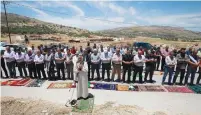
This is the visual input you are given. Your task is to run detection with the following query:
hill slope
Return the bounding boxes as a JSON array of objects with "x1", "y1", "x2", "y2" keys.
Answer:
[
  {"x1": 1, "y1": 12, "x2": 90, "y2": 37},
  {"x1": 97, "y1": 26, "x2": 201, "y2": 40}
]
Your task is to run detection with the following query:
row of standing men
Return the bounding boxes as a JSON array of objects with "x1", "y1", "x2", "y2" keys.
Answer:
[{"x1": 1, "y1": 45, "x2": 201, "y2": 85}]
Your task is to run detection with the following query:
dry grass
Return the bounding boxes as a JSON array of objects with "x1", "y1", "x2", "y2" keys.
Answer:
[
  {"x1": 1, "y1": 96, "x2": 169, "y2": 115},
  {"x1": 1, "y1": 34, "x2": 200, "y2": 49}
]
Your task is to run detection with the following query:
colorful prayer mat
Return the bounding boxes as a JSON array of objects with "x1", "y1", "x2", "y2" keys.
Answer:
[
  {"x1": 47, "y1": 82, "x2": 72, "y2": 89},
  {"x1": 72, "y1": 93, "x2": 94, "y2": 114},
  {"x1": 15, "y1": 78, "x2": 32, "y2": 86},
  {"x1": 138, "y1": 85, "x2": 166, "y2": 92},
  {"x1": 1, "y1": 80, "x2": 21, "y2": 86},
  {"x1": 26, "y1": 79, "x2": 45, "y2": 87},
  {"x1": 116, "y1": 84, "x2": 129, "y2": 91},
  {"x1": 92, "y1": 83, "x2": 117, "y2": 90},
  {"x1": 188, "y1": 85, "x2": 201, "y2": 94},
  {"x1": 164, "y1": 86, "x2": 194, "y2": 93}
]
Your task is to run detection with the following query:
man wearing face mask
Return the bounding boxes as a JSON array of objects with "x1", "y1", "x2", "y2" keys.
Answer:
[
  {"x1": 91, "y1": 49, "x2": 101, "y2": 81},
  {"x1": 173, "y1": 48, "x2": 189, "y2": 85},
  {"x1": 100, "y1": 49, "x2": 112, "y2": 82},
  {"x1": 122, "y1": 49, "x2": 133, "y2": 83},
  {"x1": 25, "y1": 49, "x2": 37, "y2": 78},
  {"x1": 3, "y1": 46, "x2": 16, "y2": 78},
  {"x1": 111, "y1": 48, "x2": 122, "y2": 82},
  {"x1": 133, "y1": 51, "x2": 145, "y2": 83},
  {"x1": 15, "y1": 48, "x2": 27, "y2": 78}
]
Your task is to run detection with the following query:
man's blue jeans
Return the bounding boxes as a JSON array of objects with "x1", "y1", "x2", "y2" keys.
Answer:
[{"x1": 162, "y1": 66, "x2": 174, "y2": 84}]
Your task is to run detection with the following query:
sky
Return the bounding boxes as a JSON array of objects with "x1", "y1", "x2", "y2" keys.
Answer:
[{"x1": 2, "y1": 1, "x2": 201, "y2": 32}]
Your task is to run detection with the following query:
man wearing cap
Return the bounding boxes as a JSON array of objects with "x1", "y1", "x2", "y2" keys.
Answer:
[
  {"x1": 91, "y1": 49, "x2": 101, "y2": 81},
  {"x1": 100, "y1": 48, "x2": 112, "y2": 81},
  {"x1": 15, "y1": 48, "x2": 27, "y2": 78},
  {"x1": 34, "y1": 50, "x2": 47, "y2": 79},
  {"x1": 122, "y1": 50, "x2": 133, "y2": 83},
  {"x1": 173, "y1": 48, "x2": 189, "y2": 85},
  {"x1": 111, "y1": 48, "x2": 122, "y2": 82},
  {"x1": 55, "y1": 48, "x2": 66, "y2": 80},
  {"x1": 133, "y1": 51, "x2": 145, "y2": 83},
  {"x1": 3, "y1": 46, "x2": 16, "y2": 78},
  {"x1": 25, "y1": 49, "x2": 37, "y2": 78},
  {"x1": 65, "y1": 49, "x2": 74, "y2": 80}
]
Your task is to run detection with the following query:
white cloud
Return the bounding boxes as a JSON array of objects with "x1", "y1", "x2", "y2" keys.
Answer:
[
  {"x1": 129, "y1": 7, "x2": 136, "y2": 15},
  {"x1": 36, "y1": 1, "x2": 85, "y2": 16},
  {"x1": 136, "y1": 13, "x2": 201, "y2": 28}
]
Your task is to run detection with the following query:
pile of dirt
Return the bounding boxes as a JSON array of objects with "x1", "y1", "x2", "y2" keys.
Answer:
[{"x1": 1, "y1": 96, "x2": 167, "y2": 115}]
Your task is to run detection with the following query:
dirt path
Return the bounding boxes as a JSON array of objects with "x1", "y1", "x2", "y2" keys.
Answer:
[{"x1": 1, "y1": 97, "x2": 168, "y2": 115}]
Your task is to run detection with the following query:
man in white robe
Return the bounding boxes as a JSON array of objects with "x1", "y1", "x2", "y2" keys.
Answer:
[{"x1": 74, "y1": 54, "x2": 89, "y2": 100}]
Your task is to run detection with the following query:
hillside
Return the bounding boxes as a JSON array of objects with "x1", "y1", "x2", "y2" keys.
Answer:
[
  {"x1": 1, "y1": 12, "x2": 91, "y2": 37},
  {"x1": 97, "y1": 26, "x2": 201, "y2": 41}
]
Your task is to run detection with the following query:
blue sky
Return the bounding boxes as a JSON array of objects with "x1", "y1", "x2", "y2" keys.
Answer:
[{"x1": 2, "y1": 1, "x2": 201, "y2": 31}]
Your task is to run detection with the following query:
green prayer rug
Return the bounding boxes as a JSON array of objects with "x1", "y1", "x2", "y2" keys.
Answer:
[
  {"x1": 72, "y1": 94, "x2": 94, "y2": 114},
  {"x1": 188, "y1": 85, "x2": 201, "y2": 94}
]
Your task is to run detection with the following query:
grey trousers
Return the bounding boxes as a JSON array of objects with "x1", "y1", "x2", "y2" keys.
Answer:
[{"x1": 66, "y1": 63, "x2": 74, "y2": 79}]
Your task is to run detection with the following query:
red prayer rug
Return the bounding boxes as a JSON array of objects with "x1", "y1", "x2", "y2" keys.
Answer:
[
  {"x1": 164, "y1": 86, "x2": 194, "y2": 93},
  {"x1": 1, "y1": 80, "x2": 21, "y2": 86},
  {"x1": 47, "y1": 82, "x2": 73, "y2": 89},
  {"x1": 15, "y1": 78, "x2": 33, "y2": 86},
  {"x1": 138, "y1": 85, "x2": 166, "y2": 92}
]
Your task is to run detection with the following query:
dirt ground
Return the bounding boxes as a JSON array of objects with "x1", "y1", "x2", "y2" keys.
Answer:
[
  {"x1": 0, "y1": 96, "x2": 168, "y2": 115},
  {"x1": 1, "y1": 34, "x2": 200, "y2": 49}
]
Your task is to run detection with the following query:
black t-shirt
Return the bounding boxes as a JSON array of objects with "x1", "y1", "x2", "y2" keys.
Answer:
[
  {"x1": 122, "y1": 54, "x2": 133, "y2": 67},
  {"x1": 145, "y1": 54, "x2": 156, "y2": 67}
]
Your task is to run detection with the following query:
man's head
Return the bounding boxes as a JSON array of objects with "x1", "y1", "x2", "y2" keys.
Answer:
[
  {"x1": 67, "y1": 49, "x2": 71, "y2": 55},
  {"x1": 28, "y1": 49, "x2": 32, "y2": 55},
  {"x1": 36, "y1": 50, "x2": 41, "y2": 56},
  {"x1": 165, "y1": 46, "x2": 169, "y2": 50},
  {"x1": 78, "y1": 53, "x2": 83, "y2": 61},
  {"x1": 57, "y1": 48, "x2": 61, "y2": 53},
  {"x1": 93, "y1": 49, "x2": 98, "y2": 55},
  {"x1": 192, "y1": 49, "x2": 198, "y2": 55},
  {"x1": 180, "y1": 48, "x2": 186, "y2": 54},
  {"x1": 126, "y1": 49, "x2": 131, "y2": 54},
  {"x1": 6, "y1": 46, "x2": 10, "y2": 52},
  {"x1": 116, "y1": 48, "x2": 120, "y2": 54},
  {"x1": 138, "y1": 50, "x2": 143, "y2": 56}
]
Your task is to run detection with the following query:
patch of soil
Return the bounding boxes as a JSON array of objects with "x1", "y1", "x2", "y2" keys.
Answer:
[{"x1": 1, "y1": 97, "x2": 168, "y2": 115}]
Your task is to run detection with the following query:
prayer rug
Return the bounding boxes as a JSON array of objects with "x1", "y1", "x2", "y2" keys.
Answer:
[
  {"x1": 26, "y1": 80, "x2": 45, "y2": 87},
  {"x1": 15, "y1": 78, "x2": 32, "y2": 86},
  {"x1": 164, "y1": 86, "x2": 194, "y2": 93},
  {"x1": 188, "y1": 85, "x2": 201, "y2": 94},
  {"x1": 138, "y1": 85, "x2": 166, "y2": 92},
  {"x1": 72, "y1": 93, "x2": 94, "y2": 114},
  {"x1": 1, "y1": 80, "x2": 21, "y2": 86},
  {"x1": 92, "y1": 83, "x2": 117, "y2": 90},
  {"x1": 116, "y1": 84, "x2": 129, "y2": 91},
  {"x1": 47, "y1": 82, "x2": 72, "y2": 89}
]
